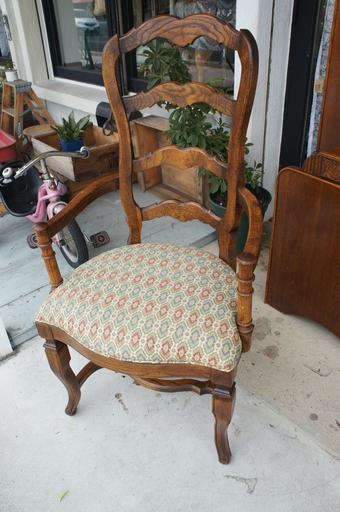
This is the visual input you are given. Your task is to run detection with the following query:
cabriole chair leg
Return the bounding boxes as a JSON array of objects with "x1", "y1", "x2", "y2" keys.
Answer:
[
  {"x1": 212, "y1": 384, "x2": 236, "y2": 464},
  {"x1": 44, "y1": 339, "x2": 81, "y2": 416}
]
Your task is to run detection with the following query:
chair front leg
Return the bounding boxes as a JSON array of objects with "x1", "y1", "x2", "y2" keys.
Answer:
[
  {"x1": 212, "y1": 384, "x2": 236, "y2": 464},
  {"x1": 43, "y1": 337, "x2": 81, "y2": 416}
]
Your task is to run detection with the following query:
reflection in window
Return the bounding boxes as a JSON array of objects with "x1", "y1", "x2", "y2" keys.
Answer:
[
  {"x1": 134, "y1": 0, "x2": 236, "y2": 86},
  {"x1": 43, "y1": 0, "x2": 236, "y2": 91},
  {"x1": 0, "y1": 7, "x2": 10, "y2": 60},
  {"x1": 53, "y1": 0, "x2": 108, "y2": 73}
]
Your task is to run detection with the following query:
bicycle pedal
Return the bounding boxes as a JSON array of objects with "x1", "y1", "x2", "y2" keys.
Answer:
[
  {"x1": 90, "y1": 231, "x2": 110, "y2": 248},
  {"x1": 27, "y1": 233, "x2": 38, "y2": 249}
]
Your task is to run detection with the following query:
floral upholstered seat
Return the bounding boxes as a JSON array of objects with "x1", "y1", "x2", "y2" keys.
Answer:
[{"x1": 36, "y1": 243, "x2": 242, "y2": 372}]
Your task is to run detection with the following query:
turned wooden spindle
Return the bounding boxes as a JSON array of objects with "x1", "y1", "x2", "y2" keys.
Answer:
[{"x1": 236, "y1": 252, "x2": 256, "y2": 352}]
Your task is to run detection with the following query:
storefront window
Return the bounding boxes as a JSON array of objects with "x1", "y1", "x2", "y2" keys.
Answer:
[
  {"x1": 42, "y1": 0, "x2": 236, "y2": 90},
  {"x1": 129, "y1": 0, "x2": 236, "y2": 91},
  {"x1": 72, "y1": 0, "x2": 107, "y2": 71},
  {"x1": 42, "y1": 0, "x2": 110, "y2": 83}
]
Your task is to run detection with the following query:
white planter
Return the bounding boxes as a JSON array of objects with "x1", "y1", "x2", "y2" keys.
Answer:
[{"x1": 5, "y1": 69, "x2": 18, "y2": 82}]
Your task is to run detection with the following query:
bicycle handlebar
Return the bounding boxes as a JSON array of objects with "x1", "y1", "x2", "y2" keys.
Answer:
[{"x1": 0, "y1": 146, "x2": 90, "y2": 184}]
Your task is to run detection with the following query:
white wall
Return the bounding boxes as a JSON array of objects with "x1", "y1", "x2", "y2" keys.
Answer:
[
  {"x1": 0, "y1": 0, "x2": 48, "y2": 83},
  {"x1": 236, "y1": 0, "x2": 294, "y2": 218}
]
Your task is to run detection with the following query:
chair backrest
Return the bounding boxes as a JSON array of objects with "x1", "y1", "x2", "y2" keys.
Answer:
[{"x1": 102, "y1": 14, "x2": 258, "y2": 268}]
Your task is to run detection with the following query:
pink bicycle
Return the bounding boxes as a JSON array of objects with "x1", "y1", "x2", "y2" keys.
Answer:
[{"x1": 0, "y1": 147, "x2": 92, "y2": 268}]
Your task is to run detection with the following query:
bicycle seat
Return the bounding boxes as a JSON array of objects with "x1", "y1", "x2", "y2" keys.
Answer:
[{"x1": 0, "y1": 162, "x2": 41, "y2": 216}]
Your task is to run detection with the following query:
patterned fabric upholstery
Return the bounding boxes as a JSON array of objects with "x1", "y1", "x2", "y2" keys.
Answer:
[{"x1": 36, "y1": 243, "x2": 241, "y2": 372}]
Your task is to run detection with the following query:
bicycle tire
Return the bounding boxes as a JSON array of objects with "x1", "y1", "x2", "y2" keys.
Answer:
[{"x1": 57, "y1": 219, "x2": 89, "y2": 268}]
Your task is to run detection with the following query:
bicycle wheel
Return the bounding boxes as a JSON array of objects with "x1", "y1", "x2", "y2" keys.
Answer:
[{"x1": 56, "y1": 219, "x2": 89, "y2": 268}]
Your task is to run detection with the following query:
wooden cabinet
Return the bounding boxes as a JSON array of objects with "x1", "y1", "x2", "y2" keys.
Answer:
[
  {"x1": 130, "y1": 116, "x2": 210, "y2": 206},
  {"x1": 266, "y1": 145, "x2": 340, "y2": 338},
  {"x1": 302, "y1": 145, "x2": 340, "y2": 183}
]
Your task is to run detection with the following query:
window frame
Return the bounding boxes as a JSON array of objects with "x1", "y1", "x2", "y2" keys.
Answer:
[{"x1": 40, "y1": 0, "x2": 163, "y2": 93}]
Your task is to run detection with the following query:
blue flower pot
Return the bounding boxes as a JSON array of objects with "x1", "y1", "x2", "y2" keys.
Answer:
[{"x1": 60, "y1": 139, "x2": 83, "y2": 152}]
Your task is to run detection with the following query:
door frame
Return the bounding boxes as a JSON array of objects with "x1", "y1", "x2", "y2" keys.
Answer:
[{"x1": 279, "y1": 0, "x2": 326, "y2": 168}]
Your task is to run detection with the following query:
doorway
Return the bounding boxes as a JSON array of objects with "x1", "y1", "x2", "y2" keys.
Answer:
[{"x1": 279, "y1": 0, "x2": 327, "y2": 168}]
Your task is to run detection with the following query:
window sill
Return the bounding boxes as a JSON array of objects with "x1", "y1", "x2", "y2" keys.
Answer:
[
  {"x1": 33, "y1": 79, "x2": 108, "y2": 115},
  {"x1": 32, "y1": 79, "x2": 174, "y2": 119}
]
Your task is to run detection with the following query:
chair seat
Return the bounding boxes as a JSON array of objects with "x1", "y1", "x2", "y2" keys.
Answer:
[{"x1": 36, "y1": 243, "x2": 242, "y2": 372}]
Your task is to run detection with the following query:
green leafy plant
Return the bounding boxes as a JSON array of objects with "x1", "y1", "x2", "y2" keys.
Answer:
[
  {"x1": 207, "y1": 77, "x2": 234, "y2": 97},
  {"x1": 168, "y1": 110, "x2": 262, "y2": 197},
  {"x1": 50, "y1": 111, "x2": 90, "y2": 142},
  {"x1": 2, "y1": 60, "x2": 15, "y2": 70},
  {"x1": 141, "y1": 41, "x2": 263, "y2": 198},
  {"x1": 140, "y1": 43, "x2": 192, "y2": 89}
]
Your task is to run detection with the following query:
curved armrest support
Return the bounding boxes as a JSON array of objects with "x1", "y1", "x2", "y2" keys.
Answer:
[
  {"x1": 237, "y1": 186, "x2": 263, "y2": 262},
  {"x1": 43, "y1": 174, "x2": 119, "y2": 239},
  {"x1": 34, "y1": 221, "x2": 63, "y2": 291},
  {"x1": 235, "y1": 187, "x2": 263, "y2": 352},
  {"x1": 33, "y1": 174, "x2": 119, "y2": 292}
]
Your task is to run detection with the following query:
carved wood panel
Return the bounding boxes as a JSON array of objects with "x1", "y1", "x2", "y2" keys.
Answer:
[{"x1": 303, "y1": 146, "x2": 340, "y2": 183}]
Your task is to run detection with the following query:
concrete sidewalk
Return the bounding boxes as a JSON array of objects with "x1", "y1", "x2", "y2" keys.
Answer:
[
  {"x1": 1, "y1": 333, "x2": 339, "y2": 511},
  {"x1": 1, "y1": 227, "x2": 340, "y2": 511}
]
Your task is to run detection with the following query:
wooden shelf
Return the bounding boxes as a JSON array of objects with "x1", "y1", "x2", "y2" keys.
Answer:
[{"x1": 2, "y1": 107, "x2": 15, "y2": 117}]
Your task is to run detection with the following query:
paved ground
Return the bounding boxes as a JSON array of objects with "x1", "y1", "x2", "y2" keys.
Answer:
[{"x1": 1, "y1": 226, "x2": 340, "y2": 511}]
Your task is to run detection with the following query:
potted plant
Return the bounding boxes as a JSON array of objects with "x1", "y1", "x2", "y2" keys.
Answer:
[
  {"x1": 139, "y1": 42, "x2": 192, "y2": 92},
  {"x1": 205, "y1": 147, "x2": 272, "y2": 254},
  {"x1": 2, "y1": 61, "x2": 18, "y2": 82},
  {"x1": 168, "y1": 110, "x2": 272, "y2": 252},
  {"x1": 140, "y1": 42, "x2": 272, "y2": 251},
  {"x1": 50, "y1": 111, "x2": 91, "y2": 151}
]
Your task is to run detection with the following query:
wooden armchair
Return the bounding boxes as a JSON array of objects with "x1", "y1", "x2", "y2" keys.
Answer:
[{"x1": 34, "y1": 14, "x2": 261, "y2": 464}]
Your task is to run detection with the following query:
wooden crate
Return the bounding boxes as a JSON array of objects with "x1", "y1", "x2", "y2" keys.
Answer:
[
  {"x1": 130, "y1": 115, "x2": 210, "y2": 206},
  {"x1": 30, "y1": 124, "x2": 119, "y2": 182}
]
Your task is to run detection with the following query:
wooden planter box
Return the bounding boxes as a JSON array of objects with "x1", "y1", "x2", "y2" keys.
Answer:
[
  {"x1": 130, "y1": 115, "x2": 210, "y2": 206},
  {"x1": 30, "y1": 123, "x2": 119, "y2": 183}
]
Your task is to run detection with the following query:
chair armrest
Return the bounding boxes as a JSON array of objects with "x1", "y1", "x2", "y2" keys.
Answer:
[
  {"x1": 33, "y1": 174, "x2": 119, "y2": 291},
  {"x1": 40, "y1": 174, "x2": 119, "y2": 239},
  {"x1": 235, "y1": 186, "x2": 263, "y2": 352},
  {"x1": 237, "y1": 186, "x2": 263, "y2": 262}
]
